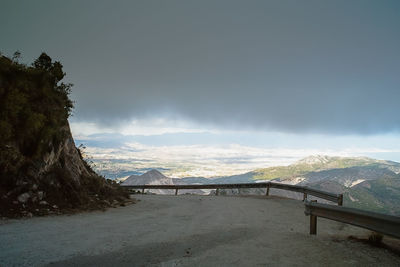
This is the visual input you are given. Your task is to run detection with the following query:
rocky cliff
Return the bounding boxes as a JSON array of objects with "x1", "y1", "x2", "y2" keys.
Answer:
[{"x1": 0, "y1": 53, "x2": 130, "y2": 218}]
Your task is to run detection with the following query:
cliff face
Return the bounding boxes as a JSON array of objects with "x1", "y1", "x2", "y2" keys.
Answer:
[
  {"x1": 0, "y1": 53, "x2": 130, "y2": 218},
  {"x1": 40, "y1": 123, "x2": 90, "y2": 183}
]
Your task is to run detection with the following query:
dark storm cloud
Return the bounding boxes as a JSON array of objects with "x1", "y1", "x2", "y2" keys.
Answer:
[{"x1": 1, "y1": 0, "x2": 400, "y2": 134}]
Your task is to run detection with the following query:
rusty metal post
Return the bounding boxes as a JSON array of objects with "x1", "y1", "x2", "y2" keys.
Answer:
[
  {"x1": 338, "y1": 194, "x2": 343, "y2": 206},
  {"x1": 310, "y1": 215, "x2": 317, "y2": 235},
  {"x1": 142, "y1": 188, "x2": 145, "y2": 194},
  {"x1": 266, "y1": 184, "x2": 270, "y2": 196},
  {"x1": 303, "y1": 193, "x2": 307, "y2": 202},
  {"x1": 175, "y1": 189, "x2": 178, "y2": 195},
  {"x1": 309, "y1": 199, "x2": 317, "y2": 235}
]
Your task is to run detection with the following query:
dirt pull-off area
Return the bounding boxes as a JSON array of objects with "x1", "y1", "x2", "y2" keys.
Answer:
[{"x1": 1, "y1": 195, "x2": 399, "y2": 266}]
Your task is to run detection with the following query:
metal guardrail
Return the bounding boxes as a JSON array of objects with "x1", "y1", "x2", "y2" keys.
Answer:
[
  {"x1": 304, "y1": 201, "x2": 400, "y2": 238},
  {"x1": 121, "y1": 182, "x2": 343, "y2": 205}
]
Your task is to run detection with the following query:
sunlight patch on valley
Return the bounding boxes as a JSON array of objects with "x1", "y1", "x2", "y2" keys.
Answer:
[{"x1": 82, "y1": 143, "x2": 395, "y2": 179}]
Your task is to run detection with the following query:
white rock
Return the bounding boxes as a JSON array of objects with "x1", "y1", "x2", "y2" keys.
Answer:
[{"x1": 18, "y1": 193, "x2": 30, "y2": 203}]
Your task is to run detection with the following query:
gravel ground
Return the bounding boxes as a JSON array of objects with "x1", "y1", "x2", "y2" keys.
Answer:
[{"x1": 1, "y1": 194, "x2": 399, "y2": 266}]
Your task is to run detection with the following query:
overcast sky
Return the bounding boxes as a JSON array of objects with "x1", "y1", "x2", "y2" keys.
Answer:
[{"x1": 2, "y1": 0, "x2": 400, "y2": 138}]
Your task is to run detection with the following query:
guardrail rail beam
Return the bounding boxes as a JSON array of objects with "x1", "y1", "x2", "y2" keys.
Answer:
[
  {"x1": 122, "y1": 182, "x2": 343, "y2": 205},
  {"x1": 305, "y1": 201, "x2": 400, "y2": 238}
]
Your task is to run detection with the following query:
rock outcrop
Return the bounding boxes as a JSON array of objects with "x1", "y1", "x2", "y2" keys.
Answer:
[{"x1": 0, "y1": 53, "x2": 130, "y2": 218}]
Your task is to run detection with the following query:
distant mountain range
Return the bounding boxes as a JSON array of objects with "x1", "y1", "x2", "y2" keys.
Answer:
[{"x1": 121, "y1": 155, "x2": 400, "y2": 215}]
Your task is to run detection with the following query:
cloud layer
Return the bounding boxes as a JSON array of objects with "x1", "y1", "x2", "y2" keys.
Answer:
[{"x1": 2, "y1": 0, "x2": 400, "y2": 134}]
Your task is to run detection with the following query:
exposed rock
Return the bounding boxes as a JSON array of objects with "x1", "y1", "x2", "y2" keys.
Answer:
[
  {"x1": 31, "y1": 124, "x2": 91, "y2": 185},
  {"x1": 101, "y1": 200, "x2": 111, "y2": 206},
  {"x1": 39, "y1": 201, "x2": 48, "y2": 205},
  {"x1": 18, "y1": 193, "x2": 30, "y2": 203}
]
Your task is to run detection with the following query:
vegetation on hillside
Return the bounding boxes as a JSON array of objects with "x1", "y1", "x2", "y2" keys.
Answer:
[
  {"x1": 0, "y1": 52, "x2": 73, "y2": 157},
  {"x1": 344, "y1": 176, "x2": 400, "y2": 215},
  {"x1": 252, "y1": 155, "x2": 396, "y2": 180}
]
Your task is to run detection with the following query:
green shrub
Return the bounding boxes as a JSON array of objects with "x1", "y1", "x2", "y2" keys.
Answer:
[
  {"x1": 368, "y1": 232, "x2": 384, "y2": 245},
  {"x1": 0, "y1": 52, "x2": 73, "y2": 159}
]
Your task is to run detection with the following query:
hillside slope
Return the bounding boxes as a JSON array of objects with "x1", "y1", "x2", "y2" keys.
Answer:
[
  {"x1": 253, "y1": 155, "x2": 400, "y2": 181},
  {"x1": 344, "y1": 176, "x2": 400, "y2": 215}
]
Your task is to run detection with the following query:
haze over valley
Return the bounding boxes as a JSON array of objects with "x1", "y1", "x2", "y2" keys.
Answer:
[{"x1": 74, "y1": 131, "x2": 400, "y2": 180}]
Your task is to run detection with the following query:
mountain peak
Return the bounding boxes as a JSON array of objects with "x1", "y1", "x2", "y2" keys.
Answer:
[
  {"x1": 122, "y1": 169, "x2": 171, "y2": 185},
  {"x1": 295, "y1": 155, "x2": 331, "y2": 165},
  {"x1": 141, "y1": 169, "x2": 166, "y2": 179},
  {"x1": 144, "y1": 169, "x2": 163, "y2": 175}
]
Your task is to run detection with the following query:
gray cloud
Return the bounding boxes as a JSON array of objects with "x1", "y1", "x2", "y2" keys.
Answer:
[{"x1": 2, "y1": 0, "x2": 400, "y2": 134}]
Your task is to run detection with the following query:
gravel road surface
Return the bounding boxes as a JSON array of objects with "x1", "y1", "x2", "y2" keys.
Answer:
[{"x1": 1, "y1": 195, "x2": 399, "y2": 266}]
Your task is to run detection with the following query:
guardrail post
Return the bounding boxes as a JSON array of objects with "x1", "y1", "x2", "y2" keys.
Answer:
[
  {"x1": 303, "y1": 193, "x2": 307, "y2": 202},
  {"x1": 175, "y1": 189, "x2": 178, "y2": 195},
  {"x1": 266, "y1": 184, "x2": 270, "y2": 196},
  {"x1": 338, "y1": 194, "x2": 343, "y2": 206},
  {"x1": 142, "y1": 188, "x2": 145, "y2": 194},
  {"x1": 309, "y1": 200, "x2": 318, "y2": 235},
  {"x1": 216, "y1": 188, "x2": 219, "y2": 196},
  {"x1": 310, "y1": 215, "x2": 317, "y2": 235}
]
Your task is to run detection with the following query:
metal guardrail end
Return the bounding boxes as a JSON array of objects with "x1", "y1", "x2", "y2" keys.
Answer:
[{"x1": 304, "y1": 200, "x2": 311, "y2": 216}]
